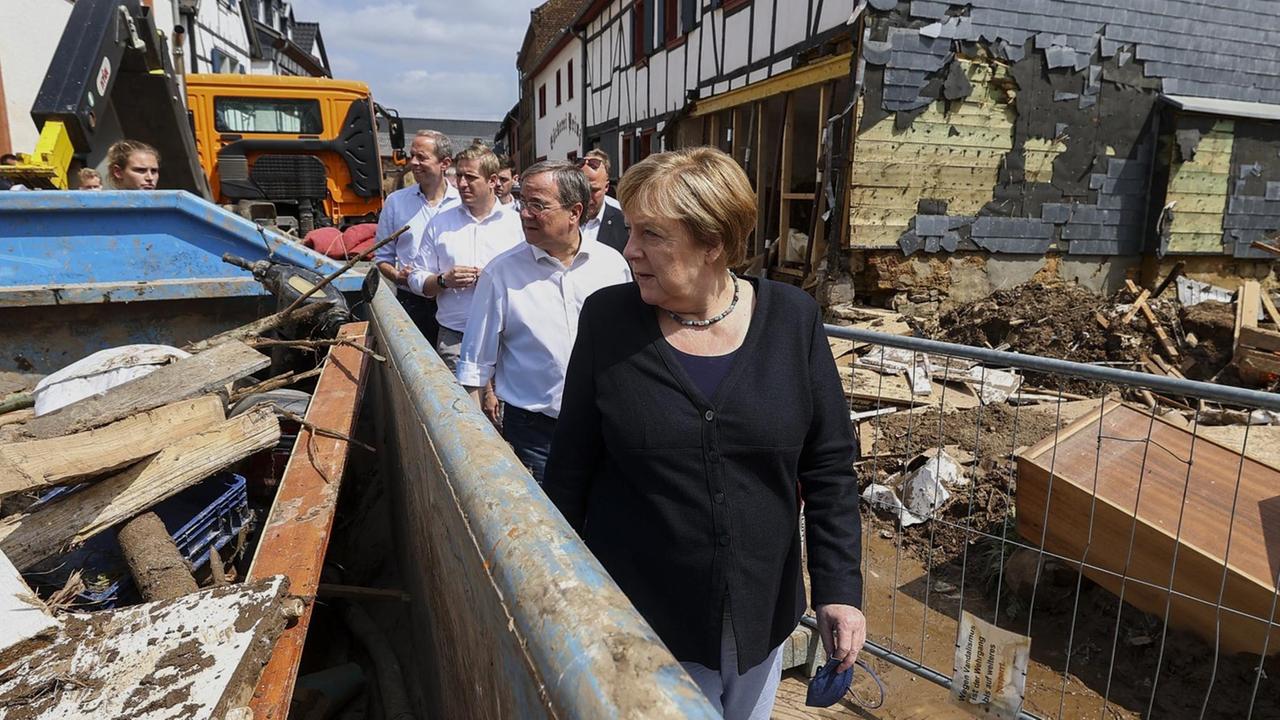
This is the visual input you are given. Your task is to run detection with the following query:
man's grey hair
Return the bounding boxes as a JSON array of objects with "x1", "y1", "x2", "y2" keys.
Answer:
[
  {"x1": 414, "y1": 129, "x2": 454, "y2": 161},
  {"x1": 522, "y1": 160, "x2": 591, "y2": 226}
]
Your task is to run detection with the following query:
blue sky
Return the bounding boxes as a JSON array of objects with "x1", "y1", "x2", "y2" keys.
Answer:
[{"x1": 294, "y1": 0, "x2": 547, "y2": 121}]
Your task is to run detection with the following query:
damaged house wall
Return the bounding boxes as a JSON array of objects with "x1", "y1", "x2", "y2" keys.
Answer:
[{"x1": 849, "y1": 0, "x2": 1280, "y2": 310}]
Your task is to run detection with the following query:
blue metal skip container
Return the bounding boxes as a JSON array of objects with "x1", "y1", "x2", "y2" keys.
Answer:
[{"x1": 0, "y1": 190, "x2": 365, "y2": 395}]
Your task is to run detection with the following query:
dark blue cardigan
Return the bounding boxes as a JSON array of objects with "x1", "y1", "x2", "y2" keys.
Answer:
[{"x1": 544, "y1": 277, "x2": 863, "y2": 673}]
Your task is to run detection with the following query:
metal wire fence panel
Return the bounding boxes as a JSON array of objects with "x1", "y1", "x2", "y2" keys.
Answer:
[{"x1": 825, "y1": 324, "x2": 1280, "y2": 720}]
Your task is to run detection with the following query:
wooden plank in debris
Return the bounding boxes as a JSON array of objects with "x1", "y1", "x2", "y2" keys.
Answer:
[
  {"x1": 1236, "y1": 346, "x2": 1280, "y2": 377},
  {"x1": 1238, "y1": 325, "x2": 1280, "y2": 354},
  {"x1": 1127, "y1": 280, "x2": 1180, "y2": 360},
  {"x1": 248, "y1": 323, "x2": 372, "y2": 720},
  {"x1": 1196, "y1": 425, "x2": 1280, "y2": 473},
  {"x1": 1119, "y1": 288, "x2": 1151, "y2": 325},
  {"x1": 0, "y1": 405, "x2": 280, "y2": 571},
  {"x1": 1016, "y1": 401, "x2": 1280, "y2": 656},
  {"x1": 1261, "y1": 291, "x2": 1280, "y2": 328},
  {"x1": 827, "y1": 337, "x2": 855, "y2": 361},
  {"x1": 0, "y1": 549, "x2": 59, "y2": 668},
  {"x1": 0, "y1": 396, "x2": 226, "y2": 497},
  {"x1": 0, "y1": 576, "x2": 292, "y2": 719},
  {"x1": 839, "y1": 365, "x2": 980, "y2": 411},
  {"x1": 1234, "y1": 280, "x2": 1261, "y2": 349},
  {"x1": 16, "y1": 341, "x2": 269, "y2": 441}
]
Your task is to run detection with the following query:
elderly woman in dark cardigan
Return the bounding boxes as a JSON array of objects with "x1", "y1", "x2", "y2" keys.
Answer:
[{"x1": 543, "y1": 146, "x2": 865, "y2": 718}]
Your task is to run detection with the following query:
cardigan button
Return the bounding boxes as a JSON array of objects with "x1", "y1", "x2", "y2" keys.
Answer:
[
  {"x1": 714, "y1": 492, "x2": 725, "y2": 504},
  {"x1": 704, "y1": 410, "x2": 715, "y2": 422},
  {"x1": 718, "y1": 534, "x2": 730, "y2": 546},
  {"x1": 708, "y1": 450, "x2": 719, "y2": 462}
]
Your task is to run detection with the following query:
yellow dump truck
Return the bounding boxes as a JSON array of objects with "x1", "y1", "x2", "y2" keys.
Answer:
[{"x1": 186, "y1": 73, "x2": 402, "y2": 230}]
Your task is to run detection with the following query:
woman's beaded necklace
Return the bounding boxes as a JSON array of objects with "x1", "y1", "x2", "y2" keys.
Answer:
[{"x1": 665, "y1": 271, "x2": 739, "y2": 327}]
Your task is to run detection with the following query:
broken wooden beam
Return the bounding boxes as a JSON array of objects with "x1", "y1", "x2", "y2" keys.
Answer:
[
  {"x1": 1262, "y1": 291, "x2": 1280, "y2": 328},
  {"x1": 184, "y1": 300, "x2": 333, "y2": 354},
  {"x1": 1151, "y1": 261, "x2": 1185, "y2": 299},
  {"x1": 117, "y1": 511, "x2": 199, "y2": 602},
  {"x1": 0, "y1": 549, "x2": 58, "y2": 669},
  {"x1": 14, "y1": 341, "x2": 269, "y2": 441},
  {"x1": 1239, "y1": 326, "x2": 1280, "y2": 354},
  {"x1": 1234, "y1": 280, "x2": 1261, "y2": 351},
  {"x1": 0, "y1": 405, "x2": 280, "y2": 571},
  {"x1": 1236, "y1": 347, "x2": 1280, "y2": 377},
  {"x1": 248, "y1": 323, "x2": 372, "y2": 720},
  {"x1": 1119, "y1": 287, "x2": 1151, "y2": 325},
  {"x1": 0, "y1": 576, "x2": 293, "y2": 719},
  {"x1": 1126, "y1": 280, "x2": 1180, "y2": 360},
  {"x1": 0, "y1": 395, "x2": 225, "y2": 497},
  {"x1": 1017, "y1": 401, "x2": 1280, "y2": 656}
]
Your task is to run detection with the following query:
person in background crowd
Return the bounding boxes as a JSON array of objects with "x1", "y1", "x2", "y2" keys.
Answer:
[
  {"x1": 106, "y1": 140, "x2": 160, "y2": 190},
  {"x1": 456, "y1": 161, "x2": 630, "y2": 483},
  {"x1": 577, "y1": 149, "x2": 627, "y2": 253},
  {"x1": 445, "y1": 166, "x2": 458, "y2": 188},
  {"x1": 375, "y1": 130, "x2": 460, "y2": 346},
  {"x1": 404, "y1": 144, "x2": 523, "y2": 372},
  {"x1": 543, "y1": 147, "x2": 865, "y2": 720},
  {"x1": 496, "y1": 154, "x2": 518, "y2": 206},
  {"x1": 577, "y1": 148, "x2": 620, "y2": 210},
  {"x1": 78, "y1": 168, "x2": 102, "y2": 190}
]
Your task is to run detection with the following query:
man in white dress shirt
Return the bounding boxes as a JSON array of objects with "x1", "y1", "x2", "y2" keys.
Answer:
[
  {"x1": 456, "y1": 161, "x2": 631, "y2": 484},
  {"x1": 405, "y1": 145, "x2": 524, "y2": 371},
  {"x1": 375, "y1": 130, "x2": 459, "y2": 344}
]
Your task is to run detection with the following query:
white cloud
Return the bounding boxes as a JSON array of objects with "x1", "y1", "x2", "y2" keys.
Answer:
[{"x1": 291, "y1": 0, "x2": 544, "y2": 119}]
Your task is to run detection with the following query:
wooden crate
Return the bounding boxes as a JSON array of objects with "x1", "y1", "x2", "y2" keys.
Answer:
[{"x1": 1016, "y1": 401, "x2": 1280, "y2": 656}]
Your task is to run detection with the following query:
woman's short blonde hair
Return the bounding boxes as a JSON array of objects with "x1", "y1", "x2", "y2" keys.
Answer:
[{"x1": 617, "y1": 146, "x2": 756, "y2": 267}]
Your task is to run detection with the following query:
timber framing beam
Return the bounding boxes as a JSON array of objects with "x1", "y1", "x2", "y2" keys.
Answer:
[
  {"x1": 247, "y1": 322, "x2": 372, "y2": 720},
  {"x1": 692, "y1": 52, "x2": 852, "y2": 118}
]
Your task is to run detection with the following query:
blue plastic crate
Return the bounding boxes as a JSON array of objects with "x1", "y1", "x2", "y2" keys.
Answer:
[{"x1": 27, "y1": 473, "x2": 251, "y2": 608}]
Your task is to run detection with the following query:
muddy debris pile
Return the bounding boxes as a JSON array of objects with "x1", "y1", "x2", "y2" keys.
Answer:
[
  {"x1": 831, "y1": 272, "x2": 1280, "y2": 710},
  {"x1": 0, "y1": 304, "x2": 374, "y2": 718}
]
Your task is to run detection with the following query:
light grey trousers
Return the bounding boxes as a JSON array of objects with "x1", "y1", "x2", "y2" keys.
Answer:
[{"x1": 680, "y1": 609, "x2": 785, "y2": 720}]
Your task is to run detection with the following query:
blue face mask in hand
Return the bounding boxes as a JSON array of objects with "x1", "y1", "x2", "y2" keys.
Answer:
[{"x1": 805, "y1": 657, "x2": 885, "y2": 709}]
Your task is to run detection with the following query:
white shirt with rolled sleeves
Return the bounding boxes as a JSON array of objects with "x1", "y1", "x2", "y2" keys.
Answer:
[
  {"x1": 455, "y1": 236, "x2": 632, "y2": 418},
  {"x1": 373, "y1": 182, "x2": 461, "y2": 268},
  {"x1": 404, "y1": 203, "x2": 524, "y2": 332}
]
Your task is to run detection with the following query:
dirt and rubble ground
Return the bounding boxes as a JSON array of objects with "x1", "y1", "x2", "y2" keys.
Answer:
[
  {"x1": 773, "y1": 526, "x2": 1280, "y2": 720},
  {"x1": 906, "y1": 280, "x2": 1240, "y2": 393},
  {"x1": 823, "y1": 279, "x2": 1280, "y2": 719}
]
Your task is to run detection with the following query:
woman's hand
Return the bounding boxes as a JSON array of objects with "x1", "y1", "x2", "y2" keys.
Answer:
[{"x1": 815, "y1": 603, "x2": 867, "y2": 673}]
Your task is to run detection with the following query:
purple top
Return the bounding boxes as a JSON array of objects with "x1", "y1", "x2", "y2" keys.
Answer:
[{"x1": 669, "y1": 345, "x2": 737, "y2": 401}]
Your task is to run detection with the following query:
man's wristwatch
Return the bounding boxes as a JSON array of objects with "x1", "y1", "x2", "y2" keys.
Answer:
[{"x1": 437, "y1": 273, "x2": 447, "y2": 289}]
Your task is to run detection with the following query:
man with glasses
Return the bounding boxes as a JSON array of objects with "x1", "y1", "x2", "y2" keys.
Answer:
[
  {"x1": 456, "y1": 161, "x2": 630, "y2": 483},
  {"x1": 375, "y1": 130, "x2": 460, "y2": 345},
  {"x1": 576, "y1": 149, "x2": 628, "y2": 253},
  {"x1": 496, "y1": 154, "x2": 518, "y2": 206},
  {"x1": 404, "y1": 145, "x2": 524, "y2": 373}
]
